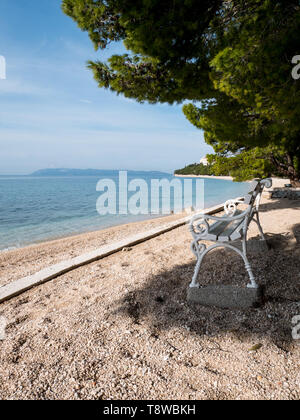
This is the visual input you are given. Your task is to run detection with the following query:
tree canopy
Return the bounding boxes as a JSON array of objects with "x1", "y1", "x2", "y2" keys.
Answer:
[
  {"x1": 175, "y1": 163, "x2": 214, "y2": 177},
  {"x1": 62, "y1": 0, "x2": 300, "y2": 185}
]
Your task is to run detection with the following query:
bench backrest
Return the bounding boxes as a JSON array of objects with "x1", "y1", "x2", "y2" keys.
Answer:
[{"x1": 244, "y1": 178, "x2": 272, "y2": 212}]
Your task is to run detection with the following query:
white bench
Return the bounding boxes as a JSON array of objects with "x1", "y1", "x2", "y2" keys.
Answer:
[{"x1": 189, "y1": 179, "x2": 272, "y2": 290}]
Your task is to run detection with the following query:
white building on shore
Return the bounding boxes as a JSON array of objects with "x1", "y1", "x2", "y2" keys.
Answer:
[{"x1": 199, "y1": 155, "x2": 209, "y2": 166}]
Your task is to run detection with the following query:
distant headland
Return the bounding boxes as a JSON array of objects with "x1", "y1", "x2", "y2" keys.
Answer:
[{"x1": 30, "y1": 168, "x2": 171, "y2": 177}]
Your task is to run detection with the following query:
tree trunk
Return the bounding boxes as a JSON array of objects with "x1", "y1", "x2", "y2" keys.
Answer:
[
  {"x1": 270, "y1": 153, "x2": 300, "y2": 187},
  {"x1": 291, "y1": 176, "x2": 300, "y2": 187}
]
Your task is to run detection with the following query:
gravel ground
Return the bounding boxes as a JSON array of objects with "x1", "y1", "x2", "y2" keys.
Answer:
[
  {"x1": 0, "y1": 213, "x2": 182, "y2": 288},
  {"x1": 0, "y1": 197, "x2": 299, "y2": 400}
]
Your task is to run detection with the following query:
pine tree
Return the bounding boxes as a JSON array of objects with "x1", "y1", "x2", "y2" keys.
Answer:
[{"x1": 62, "y1": 0, "x2": 300, "y2": 185}]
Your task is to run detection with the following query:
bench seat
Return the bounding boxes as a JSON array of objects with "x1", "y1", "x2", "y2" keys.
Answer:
[{"x1": 206, "y1": 210, "x2": 244, "y2": 242}]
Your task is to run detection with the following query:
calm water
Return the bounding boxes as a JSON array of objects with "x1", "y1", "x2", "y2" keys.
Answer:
[{"x1": 0, "y1": 174, "x2": 250, "y2": 251}]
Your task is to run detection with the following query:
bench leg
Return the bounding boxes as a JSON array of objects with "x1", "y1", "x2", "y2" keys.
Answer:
[
  {"x1": 190, "y1": 259, "x2": 203, "y2": 288},
  {"x1": 189, "y1": 241, "x2": 207, "y2": 288},
  {"x1": 252, "y1": 212, "x2": 266, "y2": 241},
  {"x1": 242, "y1": 238, "x2": 258, "y2": 289},
  {"x1": 190, "y1": 241, "x2": 259, "y2": 289},
  {"x1": 244, "y1": 260, "x2": 258, "y2": 289}
]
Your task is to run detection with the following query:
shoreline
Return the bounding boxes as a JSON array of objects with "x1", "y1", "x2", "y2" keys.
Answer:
[
  {"x1": 0, "y1": 177, "x2": 289, "y2": 255},
  {"x1": 0, "y1": 176, "x2": 288, "y2": 255},
  {"x1": 174, "y1": 174, "x2": 234, "y2": 181},
  {"x1": 0, "y1": 201, "x2": 230, "y2": 303},
  {"x1": 0, "y1": 198, "x2": 231, "y2": 290},
  {"x1": 0, "y1": 213, "x2": 174, "y2": 254},
  {"x1": 0, "y1": 211, "x2": 186, "y2": 288}
]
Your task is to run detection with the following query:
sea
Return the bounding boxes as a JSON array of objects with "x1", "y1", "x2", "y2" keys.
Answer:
[{"x1": 0, "y1": 172, "x2": 250, "y2": 251}]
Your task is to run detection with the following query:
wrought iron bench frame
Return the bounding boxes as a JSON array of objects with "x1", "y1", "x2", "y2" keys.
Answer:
[{"x1": 189, "y1": 179, "x2": 272, "y2": 290}]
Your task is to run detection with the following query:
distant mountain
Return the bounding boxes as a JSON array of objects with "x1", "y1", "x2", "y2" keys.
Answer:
[{"x1": 30, "y1": 168, "x2": 171, "y2": 177}]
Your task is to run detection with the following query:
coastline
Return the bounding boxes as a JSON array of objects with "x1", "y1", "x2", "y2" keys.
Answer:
[
  {"x1": 174, "y1": 175, "x2": 291, "y2": 189},
  {"x1": 0, "y1": 197, "x2": 229, "y2": 289},
  {"x1": 0, "y1": 212, "x2": 185, "y2": 288},
  {"x1": 0, "y1": 174, "x2": 250, "y2": 253},
  {"x1": 174, "y1": 174, "x2": 234, "y2": 181},
  {"x1": 0, "y1": 213, "x2": 176, "y2": 254},
  {"x1": 0, "y1": 182, "x2": 293, "y2": 290},
  {"x1": 0, "y1": 177, "x2": 288, "y2": 257}
]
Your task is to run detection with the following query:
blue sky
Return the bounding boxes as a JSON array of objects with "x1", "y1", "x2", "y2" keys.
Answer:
[{"x1": 0, "y1": 0, "x2": 212, "y2": 175}]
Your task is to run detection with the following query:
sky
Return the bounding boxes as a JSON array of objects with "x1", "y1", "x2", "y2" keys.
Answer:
[{"x1": 0, "y1": 0, "x2": 212, "y2": 175}]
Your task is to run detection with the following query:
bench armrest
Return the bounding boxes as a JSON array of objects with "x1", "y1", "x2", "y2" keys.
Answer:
[
  {"x1": 189, "y1": 207, "x2": 251, "y2": 238},
  {"x1": 224, "y1": 198, "x2": 244, "y2": 216},
  {"x1": 191, "y1": 207, "x2": 250, "y2": 223}
]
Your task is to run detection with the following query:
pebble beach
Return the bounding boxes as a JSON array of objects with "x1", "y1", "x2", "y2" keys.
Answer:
[{"x1": 0, "y1": 193, "x2": 299, "y2": 400}]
